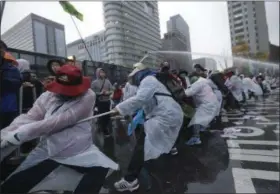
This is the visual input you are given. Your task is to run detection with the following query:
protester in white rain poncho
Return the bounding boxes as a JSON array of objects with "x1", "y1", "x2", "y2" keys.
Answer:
[
  {"x1": 243, "y1": 75, "x2": 263, "y2": 97},
  {"x1": 224, "y1": 71, "x2": 244, "y2": 103},
  {"x1": 262, "y1": 77, "x2": 272, "y2": 94},
  {"x1": 122, "y1": 77, "x2": 138, "y2": 101},
  {"x1": 112, "y1": 63, "x2": 183, "y2": 192},
  {"x1": 207, "y1": 72, "x2": 223, "y2": 117},
  {"x1": 185, "y1": 72, "x2": 219, "y2": 146},
  {"x1": 239, "y1": 74, "x2": 249, "y2": 100},
  {"x1": 0, "y1": 65, "x2": 118, "y2": 194}
]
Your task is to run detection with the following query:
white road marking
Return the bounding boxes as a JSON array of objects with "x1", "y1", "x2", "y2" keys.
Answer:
[
  {"x1": 227, "y1": 140, "x2": 279, "y2": 147},
  {"x1": 223, "y1": 126, "x2": 264, "y2": 138},
  {"x1": 232, "y1": 168, "x2": 279, "y2": 193},
  {"x1": 246, "y1": 107, "x2": 279, "y2": 110},
  {"x1": 256, "y1": 122, "x2": 279, "y2": 125},
  {"x1": 232, "y1": 168, "x2": 256, "y2": 193},
  {"x1": 230, "y1": 153, "x2": 279, "y2": 163},
  {"x1": 228, "y1": 148, "x2": 279, "y2": 157}
]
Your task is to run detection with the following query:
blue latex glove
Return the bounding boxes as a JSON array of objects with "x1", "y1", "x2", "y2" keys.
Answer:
[{"x1": 128, "y1": 109, "x2": 145, "y2": 136}]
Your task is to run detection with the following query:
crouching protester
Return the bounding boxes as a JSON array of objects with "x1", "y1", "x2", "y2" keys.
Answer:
[
  {"x1": 0, "y1": 65, "x2": 118, "y2": 193},
  {"x1": 207, "y1": 71, "x2": 224, "y2": 127},
  {"x1": 184, "y1": 72, "x2": 219, "y2": 146},
  {"x1": 111, "y1": 63, "x2": 183, "y2": 192}
]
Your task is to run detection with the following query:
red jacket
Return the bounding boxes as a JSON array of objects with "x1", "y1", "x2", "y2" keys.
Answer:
[{"x1": 112, "y1": 88, "x2": 123, "y2": 100}]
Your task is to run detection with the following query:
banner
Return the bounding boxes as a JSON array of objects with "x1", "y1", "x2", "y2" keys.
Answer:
[{"x1": 59, "y1": 1, "x2": 83, "y2": 21}]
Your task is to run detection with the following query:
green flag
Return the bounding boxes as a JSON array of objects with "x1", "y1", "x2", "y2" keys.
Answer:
[{"x1": 59, "y1": 1, "x2": 83, "y2": 21}]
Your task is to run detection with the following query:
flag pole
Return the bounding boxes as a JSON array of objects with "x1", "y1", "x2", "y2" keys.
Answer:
[{"x1": 69, "y1": 15, "x2": 95, "y2": 64}]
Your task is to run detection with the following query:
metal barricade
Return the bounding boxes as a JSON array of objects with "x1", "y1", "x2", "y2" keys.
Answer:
[{"x1": 9, "y1": 85, "x2": 37, "y2": 164}]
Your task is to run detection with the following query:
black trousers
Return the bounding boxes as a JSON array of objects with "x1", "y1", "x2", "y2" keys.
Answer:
[
  {"x1": 1, "y1": 159, "x2": 108, "y2": 194},
  {"x1": 96, "y1": 101, "x2": 111, "y2": 133},
  {"x1": 124, "y1": 130, "x2": 146, "y2": 182}
]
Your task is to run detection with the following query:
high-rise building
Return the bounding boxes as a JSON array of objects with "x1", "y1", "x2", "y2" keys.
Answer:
[
  {"x1": 227, "y1": 1, "x2": 269, "y2": 54},
  {"x1": 2, "y1": 13, "x2": 67, "y2": 57},
  {"x1": 103, "y1": 1, "x2": 161, "y2": 67},
  {"x1": 67, "y1": 30, "x2": 106, "y2": 61},
  {"x1": 161, "y1": 14, "x2": 192, "y2": 72}
]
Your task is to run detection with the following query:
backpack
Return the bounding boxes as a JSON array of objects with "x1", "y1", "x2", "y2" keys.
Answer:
[{"x1": 154, "y1": 72, "x2": 187, "y2": 104}]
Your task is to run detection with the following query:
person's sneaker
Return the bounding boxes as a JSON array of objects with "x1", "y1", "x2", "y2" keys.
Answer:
[
  {"x1": 114, "y1": 178, "x2": 139, "y2": 192},
  {"x1": 170, "y1": 147, "x2": 178, "y2": 155},
  {"x1": 185, "y1": 137, "x2": 202, "y2": 146}
]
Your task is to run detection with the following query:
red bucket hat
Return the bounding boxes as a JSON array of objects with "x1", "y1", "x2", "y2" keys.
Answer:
[{"x1": 45, "y1": 64, "x2": 91, "y2": 96}]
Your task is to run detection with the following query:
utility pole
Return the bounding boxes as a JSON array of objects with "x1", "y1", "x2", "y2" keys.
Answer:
[{"x1": 0, "y1": 1, "x2": 6, "y2": 37}]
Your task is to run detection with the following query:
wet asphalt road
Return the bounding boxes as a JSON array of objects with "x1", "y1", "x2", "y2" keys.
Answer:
[
  {"x1": 1, "y1": 89, "x2": 279, "y2": 194},
  {"x1": 102, "y1": 89, "x2": 280, "y2": 194}
]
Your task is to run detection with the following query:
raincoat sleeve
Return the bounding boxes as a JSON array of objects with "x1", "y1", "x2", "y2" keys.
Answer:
[
  {"x1": 1, "y1": 92, "x2": 48, "y2": 133},
  {"x1": 115, "y1": 76, "x2": 155, "y2": 116},
  {"x1": 16, "y1": 90, "x2": 95, "y2": 142},
  {"x1": 185, "y1": 81, "x2": 203, "y2": 97}
]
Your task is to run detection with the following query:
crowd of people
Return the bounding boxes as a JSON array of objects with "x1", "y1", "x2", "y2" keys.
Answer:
[{"x1": 0, "y1": 39, "x2": 279, "y2": 193}]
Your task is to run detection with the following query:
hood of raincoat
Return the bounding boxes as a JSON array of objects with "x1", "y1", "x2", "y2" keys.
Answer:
[
  {"x1": 95, "y1": 68, "x2": 105, "y2": 79},
  {"x1": 134, "y1": 69, "x2": 155, "y2": 86},
  {"x1": 17, "y1": 59, "x2": 31, "y2": 73}
]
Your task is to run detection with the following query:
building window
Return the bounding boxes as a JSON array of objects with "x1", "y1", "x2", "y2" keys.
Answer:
[
  {"x1": 33, "y1": 21, "x2": 47, "y2": 54},
  {"x1": 143, "y1": 2, "x2": 154, "y2": 16},
  {"x1": 233, "y1": 9, "x2": 242, "y2": 15},
  {"x1": 235, "y1": 28, "x2": 244, "y2": 34},
  {"x1": 246, "y1": 20, "x2": 248, "y2": 24},
  {"x1": 46, "y1": 25, "x2": 56, "y2": 55},
  {"x1": 232, "y1": 3, "x2": 241, "y2": 9},
  {"x1": 55, "y1": 28, "x2": 66, "y2": 57},
  {"x1": 234, "y1": 22, "x2": 243, "y2": 28}
]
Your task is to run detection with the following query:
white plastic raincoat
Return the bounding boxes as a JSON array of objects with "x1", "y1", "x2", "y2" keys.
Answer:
[
  {"x1": 225, "y1": 75, "x2": 243, "y2": 102},
  {"x1": 122, "y1": 82, "x2": 138, "y2": 101},
  {"x1": 243, "y1": 77, "x2": 263, "y2": 96},
  {"x1": 115, "y1": 76, "x2": 183, "y2": 161},
  {"x1": 1, "y1": 90, "x2": 118, "y2": 174},
  {"x1": 207, "y1": 79, "x2": 223, "y2": 116},
  {"x1": 16, "y1": 59, "x2": 30, "y2": 73},
  {"x1": 185, "y1": 77, "x2": 219, "y2": 127},
  {"x1": 262, "y1": 80, "x2": 271, "y2": 93}
]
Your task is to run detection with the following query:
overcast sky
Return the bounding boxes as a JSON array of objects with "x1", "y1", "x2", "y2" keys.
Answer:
[{"x1": 2, "y1": 1, "x2": 279, "y2": 59}]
